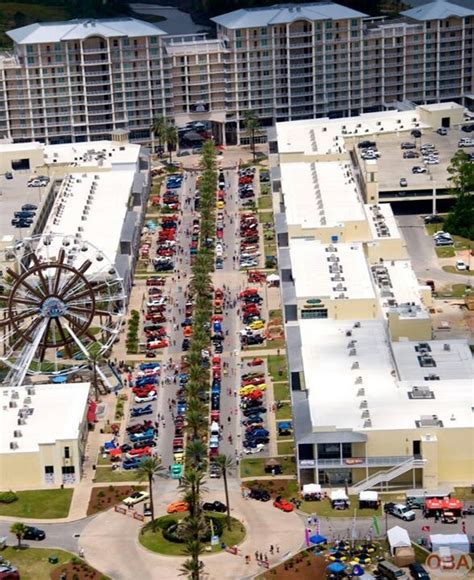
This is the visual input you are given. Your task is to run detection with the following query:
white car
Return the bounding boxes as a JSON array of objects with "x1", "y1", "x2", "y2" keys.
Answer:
[
  {"x1": 243, "y1": 444, "x2": 265, "y2": 455},
  {"x1": 135, "y1": 391, "x2": 157, "y2": 403},
  {"x1": 147, "y1": 299, "x2": 166, "y2": 307},
  {"x1": 433, "y1": 231, "x2": 452, "y2": 239},
  {"x1": 215, "y1": 244, "x2": 224, "y2": 257},
  {"x1": 123, "y1": 491, "x2": 150, "y2": 506},
  {"x1": 456, "y1": 260, "x2": 468, "y2": 271}
]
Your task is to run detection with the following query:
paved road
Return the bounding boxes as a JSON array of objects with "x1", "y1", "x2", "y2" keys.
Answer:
[{"x1": 397, "y1": 214, "x2": 471, "y2": 285}]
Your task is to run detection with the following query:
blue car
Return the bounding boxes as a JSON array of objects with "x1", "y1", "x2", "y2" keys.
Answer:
[
  {"x1": 213, "y1": 321, "x2": 222, "y2": 333},
  {"x1": 135, "y1": 376, "x2": 157, "y2": 387},
  {"x1": 122, "y1": 458, "x2": 144, "y2": 470},
  {"x1": 130, "y1": 428, "x2": 155, "y2": 442},
  {"x1": 247, "y1": 428, "x2": 269, "y2": 438},
  {"x1": 139, "y1": 362, "x2": 160, "y2": 371},
  {"x1": 131, "y1": 404, "x2": 153, "y2": 417},
  {"x1": 177, "y1": 402, "x2": 187, "y2": 414}
]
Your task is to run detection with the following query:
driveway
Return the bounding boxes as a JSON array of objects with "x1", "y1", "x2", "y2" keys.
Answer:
[
  {"x1": 396, "y1": 215, "x2": 470, "y2": 285},
  {"x1": 79, "y1": 479, "x2": 306, "y2": 580}
]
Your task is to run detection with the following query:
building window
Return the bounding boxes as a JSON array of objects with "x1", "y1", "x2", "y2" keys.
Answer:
[
  {"x1": 27, "y1": 45, "x2": 34, "y2": 54},
  {"x1": 326, "y1": 33, "x2": 332, "y2": 40},
  {"x1": 64, "y1": 446, "x2": 70, "y2": 459},
  {"x1": 44, "y1": 466, "x2": 54, "y2": 474},
  {"x1": 150, "y1": 36, "x2": 157, "y2": 44},
  {"x1": 123, "y1": 38, "x2": 130, "y2": 46},
  {"x1": 236, "y1": 41, "x2": 242, "y2": 49},
  {"x1": 351, "y1": 19, "x2": 358, "y2": 27},
  {"x1": 235, "y1": 30, "x2": 241, "y2": 37},
  {"x1": 326, "y1": 21, "x2": 333, "y2": 29},
  {"x1": 301, "y1": 309, "x2": 328, "y2": 319}
]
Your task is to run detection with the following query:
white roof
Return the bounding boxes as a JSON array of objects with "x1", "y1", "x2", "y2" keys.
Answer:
[
  {"x1": 370, "y1": 260, "x2": 429, "y2": 320},
  {"x1": 387, "y1": 526, "x2": 411, "y2": 552},
  {"x1": 0, "y1": 382, "x2": 90, "y2": 454},
  {"x1": 44, "y1": 141, "x2": 141, "y2": 169},
  {"x1": 0, "y1": 141, "x2": 43, "y2": 153},
  {"x1": 303, "y1": 483, "x2": 322, "y2": 494},
  {"x1": 299, "y1": 319, "x2": 474, "y2": 431},
  {"x1": 430, "y1": 534, "x2": 470, "y2": 546},
  {"x1": 359, "y1": 491, "x2": 378, "y2": 501},
  {"x1": 212, "y1": 2, "x2": 367, "y2": 29},
  {"x1": 364, "y1": 204, "x2": 402, "y2": 241},
  {"x1": 289, "y1": 239, "x2": 375, "y2": 300},
  {"x1": 280, "y1": 161, "x2": 365, "y2": 229},
  {"x1": 8, "y1": 18, "x2": 166, "y2": 45},
  {"x1": 330, "y1": 489, "x2": 349, "y2": 501},
  {"x1": 401, "y1": 1, "x2": 474, "y2": 21}
]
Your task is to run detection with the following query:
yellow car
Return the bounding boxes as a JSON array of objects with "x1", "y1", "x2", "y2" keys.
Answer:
[
  {"x1": 216, "y1": 200, "x2": 225, "y2": 209},
  {"x1": 173, "y1": 452, "x2": 184, "y2": 464},
  {"x1": 239, "y1": 385, "x2": 267, "y2": 396},
  {"x1": 247, "y1": 320, "x2": 265, "y2": 331}
]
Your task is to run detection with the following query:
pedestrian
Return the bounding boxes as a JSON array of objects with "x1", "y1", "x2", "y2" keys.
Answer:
[
  {"x1": 270, "y1": 545, "x2": 274, "y2": 555},
  {"x1": 276, "y1": 544, "x2": 280, "y2": 554},
  {"x1": 245, "y1": 555, "x2": 250, "y2": 565},
  {"x1": 255, "y1": 550, "x2": 259, "y2": 561}
]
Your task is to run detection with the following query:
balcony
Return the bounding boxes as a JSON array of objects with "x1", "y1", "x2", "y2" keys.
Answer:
[{"x1": 299, "y1": 455, "x2": 415, "y2": 469}]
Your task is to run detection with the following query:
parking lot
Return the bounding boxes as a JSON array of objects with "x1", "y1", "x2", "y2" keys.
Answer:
[{"x1": 356, "y1": 125, "x2": 473, "y2": 193}]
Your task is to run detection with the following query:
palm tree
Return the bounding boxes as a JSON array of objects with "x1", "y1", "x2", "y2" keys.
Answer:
[
  {"x1": 180, "y1": 469, "x2": 208, "y2": 518},
  {"x1": 151, "y1": 116, "x2": 167, "y2": 152},
  {"x1": 137, "y1": 456, "x2": 166, "y2": 530},
  {"x1": 216, "y1": 454, "x2": 234, "y2": 530},
  {"x1": 10, "y1": 522, "x2": 26, "y2": 548},
  {"x1": 243, "y1": 110, "x2": 260, "y2": 162},
  {"x1": 186, "y1": 439, "x2": 207, "y2": 469},
  {"x1": 165, "y1": 124, "x2": 178, "y2": 162},
  {"x1": 180, "y1": 554, "x2": 205, "y2": 580},
  {"x1": 186, "y1": 408, "x2": 207, "y2": 440}
]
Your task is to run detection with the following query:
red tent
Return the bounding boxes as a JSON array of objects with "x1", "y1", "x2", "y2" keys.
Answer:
[
  {"x1": 87, "y1": 401, "x2": 97, "y2": 423},
  {"x1": 425, "y1": 498, "x2": 443, "y2": 511},
  {"x1": 442, "y1": 498, "x2": 462, "y2": 511}
]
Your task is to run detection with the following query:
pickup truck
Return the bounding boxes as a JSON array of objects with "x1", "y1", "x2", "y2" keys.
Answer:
[{"x1": 384, "y1": 502, "x2": 416, "y2": 521}]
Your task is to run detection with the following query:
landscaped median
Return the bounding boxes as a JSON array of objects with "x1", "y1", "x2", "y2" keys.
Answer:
[
  {"x1": 139, "y1": 513, "x2": 246, "y2": 555},
  {"x1": 0, "y1": 488, "x2": 73, "y2": 519}
]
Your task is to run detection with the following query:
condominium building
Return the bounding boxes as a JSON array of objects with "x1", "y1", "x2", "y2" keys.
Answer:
[{"x1": 0, "y1": 0, "x2": 473, "y2": 145}]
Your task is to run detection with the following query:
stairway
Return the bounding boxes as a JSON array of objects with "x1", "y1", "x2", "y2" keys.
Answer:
[{"x1": 351, "y1": 457, "x2": 426, "y2": 493}]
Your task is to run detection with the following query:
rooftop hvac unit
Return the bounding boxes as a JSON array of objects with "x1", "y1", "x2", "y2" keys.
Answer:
[
  {"x1": 81, "y1": 216, "x2": 87, "y2": 221},
  {"x1": 349, "y1": 348, "x2": 357, "y2": 356},
  {"x1": 360, "y1": 400, "x2": 368, "y2": 409},
  {"x1": 347, "y1": 340, "x2": 356, "y2": 348},
  {"x1": 13, "y1": 430, "x2": 22, "y2": 437},
  {"x1": 364, "y1": 419, "x2": 372, "y2": 428},
  {"x1": 17, "y1": 418, "x2": 26, "y2": 426},
  {"x1": 357, "y1": 388, "x2": 365, "y2": 397},
  {"x1": 354, "y1": 321, "x2": 361, "y2": 328},
  {"x1": 355, "y1": 376, "x2": 363, "y2": 384},
  {"x1": 345, "y1": 330, "x2": 352, "y2": 337},
  {"x1": 409, "y1": 386, "x2": 434, "y2": 400},
  {"x1": 23, "y1": 397, "x2": 31, "y2": 405},
  {"x1": 352, "y1": 361, "x2": 359, "y2": 369},
  {"x1": 320, "y1": 217, "x2": 326, "y2": 225},
  {"x1": 337, "y1": 293, "x2": 346, "y2": 299},
  {"x1": 10, "y1": 442, "x2": 18, "y2": 450},
  {"x1": 11, "y1": 391, "x2": 19, "y2": 399},
  {"x1": 9, "y1": 401, "x2": 17, "y2": 408},
  {"x1": 361, "y1": 410, "x2": 370, "y2": 419}
]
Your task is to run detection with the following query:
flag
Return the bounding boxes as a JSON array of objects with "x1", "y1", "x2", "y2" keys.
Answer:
[
  {"x1": 422, "y1": 525, "x2": 431, "y2": 532},
  {"x1": 372, "y1": 516, "x2": 381, "y2": 535}
]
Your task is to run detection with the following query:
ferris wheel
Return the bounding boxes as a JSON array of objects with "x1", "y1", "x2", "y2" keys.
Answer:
[{"x1": 0, "y1": 234, "x2": 126, "y2": 385}]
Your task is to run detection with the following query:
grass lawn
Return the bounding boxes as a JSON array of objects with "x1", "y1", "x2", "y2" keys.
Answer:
[
  {"x1": 266, "y1": 337, "x2": 285, "y2": 350},
  {"x1": 0, "y1": 489, "x2": 73, "y2": 519},
  {"x1": 275, "y1": 402, "x2": 292, "y2": 421},
  {"x1": 435, "y1": 246, "x2": 456, "y2": 258},
  {"x1": 93, "y1": 466, "x2": 139, "y2": 483},
  {"x1": 2, "y1": 546, "x2": 72, "y2": 580},
  {"x1": 442, "y1": 265, "x2": 472, "y2": 276},
  {"x1": 269, "y1": 309, "x2": 282, "y2": 320},
  {"x1": 277, "y1": 440, "x2": 295, "y2": 455},
  {"x1": 240, "y1": 456, "x2": 296, "y2": 478},
  {"x1": 257, "y1": 196, "x2": 273, "y2": 210},
  {"x1": 273, "y1": 381, "x2": 290, "y2": 401},
  {"x1": 268, "y1": 354, "x2": 288, "y2": 381},
  {"x1": 259, "y1": 212, "x2": 274, "y2": 224},
  {"x1": 243, "y1": 478, "x2": 299, "y2": 499},
  {"x1": 299, "y1": 495, "x2": 382, "y2": 518},
  {"x1": 140, "y1": 514, "x2": 245, "y2": 555}
]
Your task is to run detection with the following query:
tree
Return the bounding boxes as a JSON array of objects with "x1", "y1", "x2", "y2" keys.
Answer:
[
  {"x1": 151, "y1": 116, "x2": 167, "y2": 152},
  {"x1": 216, "y1": 454, "x2": 234, "y2": 530},
  {"x1": 10, "y1": 522, "x2": 26, "y2": 548},
  {"x1": 186, "y1": 439, "x2": 207, "y2": 468},
  {"x1": 137, "y1": 456, "x2": 166, "y2": 530},
  {"x1": 165, "y1": 124, "x2": 178, "y2": 162},
  {"x1": 444, "y1": 150, "x2": 474, "y2": 240},
  {"x1": 243, "y1": 110, "x2": 260, "y2": 162}
]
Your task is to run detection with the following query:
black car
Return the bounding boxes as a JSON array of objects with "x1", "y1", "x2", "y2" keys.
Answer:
[
  {"x1": 242, "y1": 335, "x2": 265, "y2": 346},
  {"x1": 240, "y1": 400, "x2": 263, "y2": 410},
  {"x1": 242, "y1": 416, "x2": 263, "y2": 425},
  {"x1": 243, "y1": 406, "x2": 266, "y2": 417},
  {"x1": 182, "y1": 338, "x2": 190, "y2": 351},
  {"x1": 120, "y1": 443, "x2": 133, "y2": 453},
  {"x1": 14, "y1": 211, "x2": 35, "y2": 219},
  {"x1": 409, "y1": 563, "x2": 430, "y2": 580},
  {"x1": 214, "y1": 342, "x2": 223, "y2": 354},
  {"x1": 23, "y1": 526, "x2": 46, "y2": 541},
  {"x1": 211, "y1": 395, "x2": 220, "y2": 411},
  {"x1": 5, "y1": 171, "x2": 13, "y2": 179},
  {"x1": 133, "y1": 439, "x2": 157, "y2": 449},
  {"x1": 202, "y1": 500, "x2": 227, "y2": 513},
  {"x1": 461, "y1": 125, "x2": 474, "y2": 132},
  {"x1": 411, "y1": 129, "x2": 422, "y2": 138},
  {"x1": 22, "y1": 204, "x2": 38, "y2": 211},
  {"x1": 249, "y1": 488, "x2": 271, "y2": 502},
  {"x1": 424, "y1": 215, "x2": 444, "y2": 224},
  {"x1": 358, "y1": 140, "x2": 376, "y2": 149}
]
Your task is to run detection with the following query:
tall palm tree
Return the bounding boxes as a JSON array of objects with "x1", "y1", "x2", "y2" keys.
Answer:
[
  {"x1": 165, "y1": 124, "x2": 178, "y2": 162},
  {"x1": 186, "y1": 409, "x2": 207, "y2": 440},
  {"x1": 10, "y1": 522, "x2": 26, "y2": 548},
  {"x1": 186, "y1": 439, "x2": 207, "y2": 469},
  {"x1": 216, "y1": 454, "x2": 234, "y2": 530},
  {"x1": 180, "y1": 554, "x2": 205, "y2": 580},
  {"x1": 180, "y1": 468, "x2": 208, "y2": 518},
  {"x1": 151, "y1": 116, "x2": 167, "y2": 152},
  {"x1": 243, "y1": 110, "x2": 260, "y2": 162},
  {"x1": 137, "y1": 456, "x2": 166, "y2": 530}
]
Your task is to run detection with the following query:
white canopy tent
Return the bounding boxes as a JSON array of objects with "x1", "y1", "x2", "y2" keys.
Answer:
[
  {"x1": 430, "y1": 534, "x2": 470, "y2": 553},
  {"x1": 359, "y1": 491, "x2": 378, "y2": 502},
  {"x1": 330, "y1": 489, "x2": 349, "y2": 502},
  {"x1": 387, "y1": 526, "x2": 411, "y2": 555},
  {"x1": 303, "y1": 484, "x2": 322, "y2": 494}
]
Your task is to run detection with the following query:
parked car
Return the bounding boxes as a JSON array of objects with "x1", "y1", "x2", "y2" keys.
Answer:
[
  {"x1": 202, "y1": 501, "x2": 227, "y2": 513},
  {"x1": 21, "y1": 204, "x2": 38, "y2": 211},
  {"x1": 135, "y1": 391, "x2": 157, "y2": 403},
  {"x1": 358, "y1": 140, "x2": 376, "y2": 149},
  {"x1": 408, "y1": 563, "x2": 430, "y2": 580},
  {"x1": 167, "y1": 501, "x2": 189, "y2": 514},
  {"x1": 455, "y1": 260, "x2": 468, "y2": 271},
  {"x1": 273, "y1": 496, "x2": 294, "y2": 512},
  {"x1": 424, "y1": 215, "x2": 443, "y2": 224},
  {"x1": 384, "y1": 502, "x2": 416, "y2": 521},
  {"x1": 399, "y1": 178, "x2": 408, "y2": 187},
  {"x1": 23, "y1": 526, "x2": 46, "y2": 541},
  {"x1": 401, "y1": 142, "x2": 416, "y2": 149},
  {"x1": 249, "y1": 488, "x2": 271, "y2": 502},
  {"x1": 412, "y1": 166, "x2": 427, "y2": 174},
  {"x1": 436, "y1": 127, "x2": 448, "y2": 135},
  {"x1": 123, "y1": 491, "x2": 150, "y2": 506}
]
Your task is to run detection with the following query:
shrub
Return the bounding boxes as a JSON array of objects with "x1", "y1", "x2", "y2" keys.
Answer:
[{"x1": 0, "y1": 491, "x2": 18, "y2": 504}]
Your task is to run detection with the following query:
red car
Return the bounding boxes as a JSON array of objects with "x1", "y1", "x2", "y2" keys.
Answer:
[
  {"x1": 249, "y1": 358, "x2": 264, "y2": 366},
  {"x1": 147, "y1": 339, "x2": 168, "y2": 349},
  {"x1": 242, "y1": 376, "x2": 265, "y2": 387},
  {"x1": 273, "y1": 497, "x2": 294, "y2": 512},
  {"x1": 132, "y1": 386, "x2": 156, "y2": 397},
  {"x1": 126, "y1": 446, "x2": 151, "y2": 459}
]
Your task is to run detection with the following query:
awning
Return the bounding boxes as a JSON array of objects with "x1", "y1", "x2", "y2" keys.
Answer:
[
  {"x1": 387, "y1": 526, "x2": 411, "y2": 555},
  {"x1": 327, "y1": 562, "x2": 346, "y2": 574},
  {"x1": 359, "y1": 491, "x2": 378, "y2": 502},
  {"x1": 330, "y1": 489, "x2": 348, "y2": 501},
  {"x1": 266, "y1": 273, "x2": 280, "y2": 282},
  {"x1": 309, "y1": 534, "x2": 327, "y2": 545},
  {"x1": 425, "y1": 498, "x2": 444, "y2": 510}
]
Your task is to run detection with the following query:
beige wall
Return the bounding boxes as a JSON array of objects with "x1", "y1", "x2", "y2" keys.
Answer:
[
  {"x1": 387, "y1": 311, "x2": 432, "y2": 342},
  {"x1": 0, "y1": 147, "x2": 44, "y2": 173},
  {"x1": 365, "y1": 239, "x2": 408, "y2": 263},
  {"x1": 297, "y1": 297, "x2": 378, "y2": 321},
  {"x1": 416, "y1": 104, "x2": 465, "y2": 129}
]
